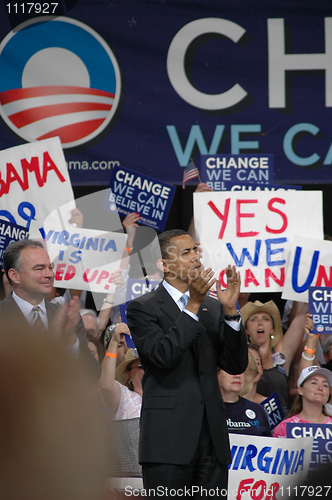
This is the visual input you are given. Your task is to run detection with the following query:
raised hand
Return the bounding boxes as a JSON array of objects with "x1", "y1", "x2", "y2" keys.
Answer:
[
  {"x1": 216, "y1": 265, "x2": 241, "y2": 315},
  {"x1": 52, "y1": 295, "x2": 80, "y2": 347},
  {"x1": 186, "y1": 266, "x2": 216, "y2": 315},
  {"x1": 68, "y1": 208, "x2": 84, "y2": 228}
]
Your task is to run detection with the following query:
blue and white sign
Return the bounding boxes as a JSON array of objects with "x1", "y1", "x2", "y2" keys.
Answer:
[
  {"x1": 1, "y1": 3, "x2": 332, "y2": 186},
  {"x1": 105, "y1": 166, "x2": 175, "y2": 231},
  {"x1": 228, "y1": 433, "x2": 313, "y2": 500},
  {"x1": 125, "y1": 278, "x2": 160, "y2": 303},
  {"x1": 282, "y1": 237, "x2": 332, "y2": 302},
  {"x1": 286, "y1": 423, "x2": 332, "y2": 472},
  {"x1": 309, "y1": 286, "x2": 332, "y2": 334},
  {"x1": 201, "y1": 154, "x2": 274, "y2": 189},
  {"x1": 261, "y1": 392, "x2": 284, "y2": 432},
  {"x1": 0, "y1": 220, "x2": 28, "y2": 268}
]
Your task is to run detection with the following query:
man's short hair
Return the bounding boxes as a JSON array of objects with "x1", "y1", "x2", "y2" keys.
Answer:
[
  {"x1": 3, "y1": 239, "x2": 44, "y2": 285},
  {"x1": 323, "y1": 336, "x2": 332, "y2": 355},
  {"x1": 157, "y1": 229, "x2": 188, "y2": 260},
  {"x1": 79, "y1": 309, "x2": 101, "y2": 331}
]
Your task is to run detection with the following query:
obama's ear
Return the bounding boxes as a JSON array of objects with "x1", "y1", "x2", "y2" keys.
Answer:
[{"x1": 157, "y1": 258, "x2": 168, "y2": 274}]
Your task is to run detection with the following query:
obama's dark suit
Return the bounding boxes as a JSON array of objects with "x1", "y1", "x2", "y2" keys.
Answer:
[{"x1": 127, "y1": 283, "x2": 248, "y2": 490}]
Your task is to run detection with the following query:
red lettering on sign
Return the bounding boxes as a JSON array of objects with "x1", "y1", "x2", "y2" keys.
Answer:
[
  {"x1": 266, "y1": 198, "x2": 287, "y2": 234},
  {"x1": 96, "y1": 270, "x2": 109, "y2": 284},
  {"x1": 218, "y1": 269, "x2": 227, "y2": 287},
  {"x1": 236, "y1": 478, "x2": 279, "y2": 500},
  {"x1": 6, "y1": 162, "x2": 26, "y2": 193},
  {"x1": 0, "y1": 151, "x2": 65, "y2": 197},
  {"x1": 21, "y1": 156, "x2": 43, "y2": 188},
  {"x1": 41, "y1": 151, "x2": 66, "y2": 184},
  {"x1": 265, "y1": 482, "x2": 279, "y2": 500},
  {"x1": 83, "y1": 269, "x2": 98, "y2": 282},
  {"x1": 55, "y1": 263, "x2": 66, "y2": 280},
  {"x1": 316, "y1": 265, "x2": 332, "y2": 286},
  {"x1": 265, "y1": 268, "x2": 285, "y2": 287},
  {"x1": 236, "y1": 478, "x2": 254, "y2": 500},
  {"x1": 236, "y1": 199, "x2": 259, "y2": 237},
  {"x1": 244, "y1": 269, "x2": 259, "y2": 287},
  {"x1": 64, "y1": 265, "x2": 76, "y2": 280},
  {"x1": 208, "y1": 199, "x2": 230, "y2": 239},
  {"x1": 250, "y1": 480, "x2": 266, "y2": 500}
]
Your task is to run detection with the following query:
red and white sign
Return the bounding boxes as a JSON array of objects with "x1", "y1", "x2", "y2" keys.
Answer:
[
  {"x1": 194, "y1": 191, "x2": 324, "y2": 293},
  {"x1": 0, "y1": 137, "x2": 75, "y2": 238},
  {"x1": 282, "y1": 236, "x2": 332, "y2": 302},
  {"x1": 228, "y1": 434, "x2": 313, "y2": 500},
  {"x1": 46, "y1": 226, "x2": 127, "y2": 294}
]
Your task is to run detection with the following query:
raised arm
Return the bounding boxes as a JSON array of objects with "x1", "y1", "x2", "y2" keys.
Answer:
[
  {"x1": 187, "y1": 183, "x2": 213, "y2": 244},
  {"x1": 99, "y1": 324, "x2": 127, "y2": 410},
  {"x1": 277, "y1": 302, "x2": 308, "y2": 375},
  {"x1": 97, "y1": 212, "x2": 140, "y2": 333},
  {"x1": 297, "y1": 315, "x2": 318, "y2": 376}
]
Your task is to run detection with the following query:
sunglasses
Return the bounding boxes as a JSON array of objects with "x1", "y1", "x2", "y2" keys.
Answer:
[{"x1": 127, "y1": 363, "x2": 143, "y2": 371}]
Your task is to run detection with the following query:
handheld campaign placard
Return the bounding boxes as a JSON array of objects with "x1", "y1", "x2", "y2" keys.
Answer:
[
  {"x1": 228, "y1": 434, "x2": 313, "y2": 500},
  {"x1": 0, "y1": 220, "x2": 28, "y2": 268},
  {"x1": 282, "y1": 237, "x2": 332, "y2": 302},
  {"x1": 194, "y1": 191, "x2": 324, "y2": 293},
  {"x1": 125, "y1": 278, "x2": 160, "y2": 302},
  {"x1": 201, "y1": 154, "x2": 274, "y2": 189},
  {"x1": 260, "y1": 392, "x2": 284, "y2": 432},
  {"x1": 0, "y1": 137, "x2": 75, "y2": 239},
  {"x1": 105, "y1": 165, "x2": 175, "y2": 231},
  {"x1": 45, "y1": 227, "x2": 127, "y2": 293},
  {"x1": 308, "y1": 286, "x2": 332, "y2": 334},
  {"x1": 286, "y1": 423, "x2": 332, "y2": 473}
]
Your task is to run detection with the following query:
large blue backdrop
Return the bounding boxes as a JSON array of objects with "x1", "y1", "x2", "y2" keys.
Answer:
[{"x1": 0, "y1": 0, "x2": 332, "y2": 186}]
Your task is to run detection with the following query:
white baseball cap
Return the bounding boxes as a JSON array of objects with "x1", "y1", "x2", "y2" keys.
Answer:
[{"x1": 297, "y1": 365, "x2": 332, "y2": 387}]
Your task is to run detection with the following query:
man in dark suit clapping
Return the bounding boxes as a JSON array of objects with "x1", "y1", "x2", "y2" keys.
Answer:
[
  {"x1": 127, "y1": 229, "x2": 248, "y2": 497},
  {"x1": 1, "y1": 239, "x2": 100, "y2": 382}
]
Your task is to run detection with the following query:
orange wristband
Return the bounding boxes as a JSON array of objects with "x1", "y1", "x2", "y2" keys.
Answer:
[
  {"x1": 125, "y1": 247, "x2": 131, "y2": 253},
  {"x1": 304, "y1": 346, "x2": 316, "y2": 354},
  {"x1": 105, "y1": 352, "x2": 117, "y2": 359}
]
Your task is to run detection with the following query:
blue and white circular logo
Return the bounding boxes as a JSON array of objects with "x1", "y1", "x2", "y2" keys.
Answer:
[
  {"x1": 317, "y1": 325, "x2": 324, "y2": 333},
  {"x1": 0, "y1": 17, "x2": 121, "y2": 149},
  {"x1": 245, "y1": 409, "x2": 256, "y2": 419}
]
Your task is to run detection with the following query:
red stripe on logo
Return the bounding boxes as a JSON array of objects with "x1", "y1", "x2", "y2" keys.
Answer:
[
  {"x1": 37, "y1": 118, "x2": 105, "y2": 143},
  {"x1": 9, "y1": 102, "x2": 112, "y2": 128},
  {"x1": 0, "y1": 86, "x2": 114, "y2": 105}
]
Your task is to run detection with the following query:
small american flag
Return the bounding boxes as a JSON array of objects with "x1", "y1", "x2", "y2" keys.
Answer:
[{"x1": 182, "y1": 159, "x2": 200, "y2": 189}]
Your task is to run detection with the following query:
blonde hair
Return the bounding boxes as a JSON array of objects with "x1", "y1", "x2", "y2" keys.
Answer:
[{"x1": 239, "y1": 349, "x2": 260, "y2": 397}]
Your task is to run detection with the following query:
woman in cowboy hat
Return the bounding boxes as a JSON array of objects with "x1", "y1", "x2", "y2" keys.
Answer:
[
  {"x1": 100, "y1": 325, "x2": 143, "y2": 420},
  {"x1": 240, "y1": 300, "x2": 309, "y2": 416},
  {"x1": 273, "y1": 365, "x2": 332, "y2": 437}
]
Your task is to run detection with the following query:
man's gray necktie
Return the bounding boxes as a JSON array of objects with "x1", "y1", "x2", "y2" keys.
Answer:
[
  {"x1": 179, "y1": 294, "x2": 189, "y2": 310},
  {"x1": 31, "y1": 306, "x2": 45, "y2": 332}
]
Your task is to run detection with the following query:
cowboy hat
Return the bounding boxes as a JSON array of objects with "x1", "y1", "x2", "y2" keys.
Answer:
[
  {"x1": 240, "y1": 300, "x2": 283, "y2": 348},
  {"x1": 115, "y1": 348, "x2": 140, "y2": 386}
]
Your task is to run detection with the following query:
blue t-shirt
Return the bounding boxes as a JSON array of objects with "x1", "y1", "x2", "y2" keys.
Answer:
[{"x1": 225, "y1": 396, "x2": 272, "y2": 436}]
